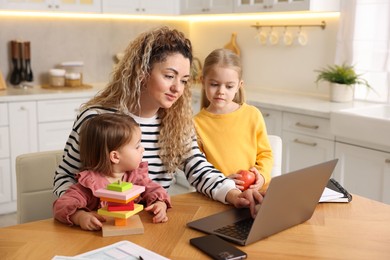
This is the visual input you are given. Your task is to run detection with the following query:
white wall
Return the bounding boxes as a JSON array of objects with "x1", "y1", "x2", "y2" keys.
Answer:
[
  {"x1": 189, "y1": 16, "x2": 339, "y2": 96},
  {"x1": 0, "y1": 15, "x2": 338, "y2": 97},
  {"x1": 0, "y1": 16, "x2": 188, "y2": 85}
]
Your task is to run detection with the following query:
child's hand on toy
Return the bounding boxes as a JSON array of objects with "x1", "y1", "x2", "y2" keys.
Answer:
[
  {"x1": 70, "y1": 210, "x2": 106, "y2": 231},
  {"x1": 145, "y1": 201, "x2": 168, "y2": 223}
]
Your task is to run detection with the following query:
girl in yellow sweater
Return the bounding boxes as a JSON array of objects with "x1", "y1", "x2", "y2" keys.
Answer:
[{"x1": 194, "y1": 48, "x2": 273, "y2": 192}]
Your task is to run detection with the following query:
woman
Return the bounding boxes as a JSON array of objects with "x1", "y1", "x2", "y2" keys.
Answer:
[{"x1": 53, "y1": 26, "x2": 262, "y2": 216}]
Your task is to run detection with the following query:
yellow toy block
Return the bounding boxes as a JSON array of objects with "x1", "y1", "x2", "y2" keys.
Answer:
[
  {"x1": 107, "y1": 181, "x2": 133, "y2": 192},
  {"x1": 98, "y1": 203, "x2": 143, "y2": 219}
]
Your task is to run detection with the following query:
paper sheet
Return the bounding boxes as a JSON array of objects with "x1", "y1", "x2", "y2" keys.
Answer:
[{"x1": 53, "y1": 240, "x2": 170, "y2": 260}]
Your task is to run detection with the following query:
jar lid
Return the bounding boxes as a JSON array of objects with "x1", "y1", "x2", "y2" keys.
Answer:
[
  {"x1": 65, "y1": 72, "x2": 81, "y2": 80},
  {"x1": 49, "y1": 69, "x2": 66, "y2": 76},
  {"x1": 61, "y1": 61, "x2": 84, "y2": 67}
]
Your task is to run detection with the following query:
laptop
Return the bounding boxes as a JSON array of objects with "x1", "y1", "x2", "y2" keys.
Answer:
[{"x1": 187, "y1": 159, "x2": 338, "y2": 246}]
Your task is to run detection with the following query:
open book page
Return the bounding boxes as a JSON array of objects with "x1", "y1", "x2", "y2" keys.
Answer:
[
  {"x1": 53, "y1": 240, "x2": 170, "y2": 260},
  {"x1": 319, "y1": 187, "x2": 344, "y2": 202}
]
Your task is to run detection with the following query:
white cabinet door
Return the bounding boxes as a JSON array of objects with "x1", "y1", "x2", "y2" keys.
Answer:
[
  {"x1": 181, "y1": 0, "x2": 233, "y2": 14},
  {"x1": 0, "y1": 158, "x2": 11, "y2": 205},
  {"x1": 9, "y1": 101, "x2": 38, "y2": 200},
  {"x1": 37, "y1": 98, "x2": 87, "y2": 151},
  {"x1": 102, "y1": 0, "x2": 179, "y2": 15},
  {"x1": 334, "y1": 142, "x2": 390, "y2": 204},
  {"x1": 54, "y1": 0, "x2": 101, "y2": 13},
  {"x1": 282, "y1": 131, "x2": 334, "y2": 173},
  {"x1": 101, "y1": 0, "x2": 139, "y2": 14},
  {"x1": 38, "y1": 121, "x2": 73, "y2": 151},
  {"x1": 0, "y1": 0, "x2": 48, "y2": 11},
  {"x1": 234, "y1": 0, "x2": 340, "y2": 13},
  {"x1": 282, "y1": 112, "x2": 335, "y2": 173},
  {"x1": 0, "y1": 126, "x2": 10, "y2": 205},
  {"x1": 255, "y1": 106, "x2": 282, "y2": 137},
  {"x1": 141, "y1": 0, "x2": 179, "y2": 14},
  {"x1": 1, "y1": 0, "x2": 100, "y2": 12}
]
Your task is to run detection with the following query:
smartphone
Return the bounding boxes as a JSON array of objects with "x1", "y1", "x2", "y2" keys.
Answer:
[{"x1": 190, "y1": 234, "x2": 247, "y2": 260}]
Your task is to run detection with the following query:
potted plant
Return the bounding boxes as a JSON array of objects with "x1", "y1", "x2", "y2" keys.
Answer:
[{"x1": 315, "y1": 63, "x2": 372, "y2": 102}]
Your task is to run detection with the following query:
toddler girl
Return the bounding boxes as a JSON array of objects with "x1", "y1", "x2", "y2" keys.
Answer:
[{"x1": 53, "y1": 113, "x2": 171, "y2": 231}]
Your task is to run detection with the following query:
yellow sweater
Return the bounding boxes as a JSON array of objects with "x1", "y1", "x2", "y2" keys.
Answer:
[{"x1": 194, "y1": 103, "x2": 273, "y2": 190}]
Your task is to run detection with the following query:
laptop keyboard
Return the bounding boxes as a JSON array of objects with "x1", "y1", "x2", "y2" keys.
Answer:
[{"x1": 214, "y1": 218, "x2": 254, "y2": 241}]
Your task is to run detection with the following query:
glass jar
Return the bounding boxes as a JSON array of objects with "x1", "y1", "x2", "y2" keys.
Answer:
[
  {"x1": 61, "y1": 61, "x2": 84, "y2": 85},
  {"x1": 65, "y1": 72, "x2": 81, "y2": 87},
  {"x1": 49, "y1": 69, "x2": 66, "y2": 87}
]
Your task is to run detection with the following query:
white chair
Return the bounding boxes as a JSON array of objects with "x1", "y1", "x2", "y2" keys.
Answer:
[
  {"x1": 15, "y1": 150, "x2": 63, "y2": 224},
  {"x1": 268, "y1": 135, "x2": 283, "y2": 177}
]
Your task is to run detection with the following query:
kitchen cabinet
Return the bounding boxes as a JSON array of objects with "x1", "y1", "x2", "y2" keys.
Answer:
[
  {"x1": 0, "y1": 104, "x2": 11, "y2": 207},
  {"x1": 9, "y1": 101, "x2": 38, "y2": 201},
  {"x1": 181, "y1": 0, "x2": 233, "y2": 14},
  {"x1": 282, "y1": 112, "x2": 335, "y2": 173},
  {"x1": 102, "y1": 0, "x2": 179, "y2": 15},
  {"x1": 37, "y1": 98, "x2": 88, "y2": 151},
  {"x1": 333, "y1": 142, "x2": 390, "y2": 205},
  {"x1": 0, "y1": 0, "x2": 101, "y2": 13},
  {"x1": 233, "y1": 0, "x2": 340, "y2": 13},
  {"x1": 255, "y1": 106, "x2": 282, "y2": 137},
  {"x1": 0, "y1": 93, "x2": 95, "y2": 215}
]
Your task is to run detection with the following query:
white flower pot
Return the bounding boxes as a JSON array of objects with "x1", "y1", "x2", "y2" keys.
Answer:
[{"x1": 329, "y1": 83, "x2": 354, "y2": 102}]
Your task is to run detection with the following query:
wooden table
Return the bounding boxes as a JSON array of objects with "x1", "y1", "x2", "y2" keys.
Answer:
[{"x1": 1, "y1": 192, "x2": 390, "y2": 259}]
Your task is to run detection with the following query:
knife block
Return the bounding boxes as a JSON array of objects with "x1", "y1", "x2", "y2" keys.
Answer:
[{"x1": 0, "y1": 70, "x2": 6, "y2": 90}]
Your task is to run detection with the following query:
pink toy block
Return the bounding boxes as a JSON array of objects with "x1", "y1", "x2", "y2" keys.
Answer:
[{"x1": 95, "y1": 184, "x2": 145, "y2": 201}]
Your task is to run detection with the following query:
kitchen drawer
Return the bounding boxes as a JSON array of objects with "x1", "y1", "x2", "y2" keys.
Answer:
[
  {"x1": 0, "y1": 103, "x2": 8, "y2": 126},
  {"x1": 283, "y1": 112, "x2": 334, "y2": 140},
  {"x1": 0, "y1": 127, "x2": 9, "y2": 158},
  {"x1": 38, "y1": 121, "x2": 74, "y2": 151},
  {"x1": 37, "y1": 98, "x2": 88, "y2": 123},
  {"x1": 256, "y1": 107, "x2": 282, "y2": 136}
]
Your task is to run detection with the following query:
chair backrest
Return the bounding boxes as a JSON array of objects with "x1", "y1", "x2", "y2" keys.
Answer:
[
  {"x1": 16, "y1": 150, "x2": 63, "y2": 224},
  {"x1": 268, "y1": 135, "x2": 283, "y2": 177}
]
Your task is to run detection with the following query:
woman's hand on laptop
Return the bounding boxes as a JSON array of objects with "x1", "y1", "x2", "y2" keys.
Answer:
[{"x1": 226, "y1": 189, "x2": 264, "y2": 218}]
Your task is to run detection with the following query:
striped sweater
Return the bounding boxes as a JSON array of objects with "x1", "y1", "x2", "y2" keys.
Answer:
[{"x1": 53, "y1": 107, "x2": 235, "y2": 203}]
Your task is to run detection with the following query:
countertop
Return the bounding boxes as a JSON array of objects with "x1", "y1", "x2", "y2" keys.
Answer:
[
  {"x1": 0, "y1": 83, "x2": 377, "y2": 119},
  {"x1": 192, "y1": 86, "x2": 376, "y2": 118},
  {"x1": 0, "y1": 83, "x2": 106, "y2": 102}
]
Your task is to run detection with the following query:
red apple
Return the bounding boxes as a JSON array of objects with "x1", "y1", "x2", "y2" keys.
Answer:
[{"x1": 238, "y1": 170, "x2": 256, "y2": 191}]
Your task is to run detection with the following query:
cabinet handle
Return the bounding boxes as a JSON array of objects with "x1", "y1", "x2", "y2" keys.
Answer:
[
  {"x1": 263, "y1": 113, "x2": 270, "y2": 117},
  {"x1": 294, "y1": 138, "x2": 317, "y2": 147},
  {"x1": 19, "y1": 106, "x2": 26, "y2": 111},
  {"x1": 385, "y1": 159, "x2": 390, "y2": 164},
  {"x1": 295, "y1": 122, "x2": 319, "y2": 130}
]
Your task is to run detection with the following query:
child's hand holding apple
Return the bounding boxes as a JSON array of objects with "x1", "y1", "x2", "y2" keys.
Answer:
[{"x1": 228, "y1": 167, "x2": 265, "y2": 191}]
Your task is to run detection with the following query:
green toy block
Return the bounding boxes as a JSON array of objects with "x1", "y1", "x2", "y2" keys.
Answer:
[{"x1": 107, "y1": 181, "x2": 133, "y2": 192}]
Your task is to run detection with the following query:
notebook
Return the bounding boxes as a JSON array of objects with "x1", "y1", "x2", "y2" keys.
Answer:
[
  {"x1": 187, "y1": 159, "x2": 338, "y2": 246},
  {"x1": 320, "y1": 178, "x2": 352, "y2": 203}
]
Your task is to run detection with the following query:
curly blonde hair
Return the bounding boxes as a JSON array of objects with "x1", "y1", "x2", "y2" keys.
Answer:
[{"x1": 83, "y1": 26, "x2": 194, "y2": 173}]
